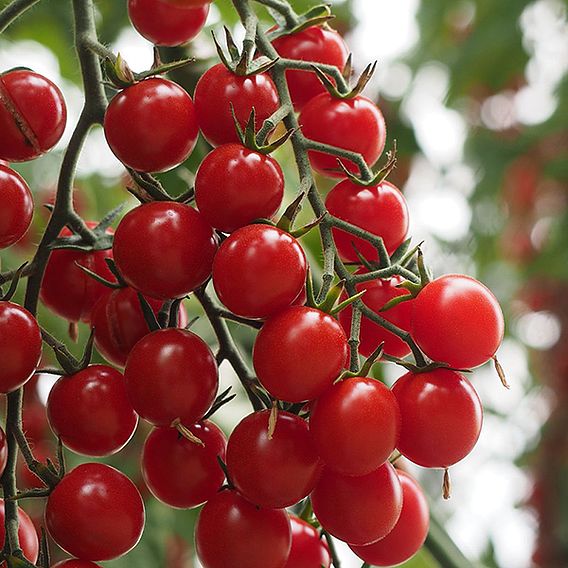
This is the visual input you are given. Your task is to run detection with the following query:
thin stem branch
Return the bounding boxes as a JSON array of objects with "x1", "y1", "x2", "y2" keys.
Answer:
[
  {"x1": 0, "y1": 0, "x2": 41, "y2": 33},
  {"x1": 276, "y1": 58, "x2": 350, "y2": 94},
  {"x1": 253, "y1": 0, "x2": 298, "y2": 27}
]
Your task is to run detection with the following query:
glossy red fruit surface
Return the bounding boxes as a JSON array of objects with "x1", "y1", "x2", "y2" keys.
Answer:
[
  {"x1": 0, "y1": 69, "x2": 66, "y2": 162},
  {"x1": 52, "y1": 562, "x2": 101, "y2": 568},
  {"x1": 0, "y1": 500, "x2": 39, "y2": 565},
  {"x1": 0, "y1": 165, "x2": 33, "y2": 249},
  {"x1": 284, "y1": 516, "x2": 331, "y2": 568}
]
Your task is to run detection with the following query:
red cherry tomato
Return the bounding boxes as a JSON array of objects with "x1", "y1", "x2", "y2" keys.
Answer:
[
  {"x1": 392, "y1": 369, "x2": 483, "y2": 468},
  {"x1": 124, "y1": 328, "x2": 218, "y2": 426},
  {"x1": 0, "y1": 301, "x2": 42, "y2": 393},
  {"x1": 411, "y1": 274, "x2": 504, "y2": 368},
  {"x1": 0, "y1": 69, "x2": 66, "y2": 162},
  {"x1": 0, "y1": 165, "x2": 33, "y2": 249},
  {"x1": 46, "y1": 463, "x2": 145, "y2": 561},
  {"x1": 272, "y1": 26, "x2": 349, "y2": 110},
  {"x1": 195, "y1": 144, "x2": 284, "y2": 233},
  {"x1": 128, "y1": 0, "x2": 209, "y2": 46},
  {"x1": 52, "y1": 561, "x2": 102, "y2": 568},
  {"x1": 142, "y1": 420, "x2": 227, "y2": 508},
  {"x1": 311, "y1": 462, "x2": 402, "y2": 546},
  {"x1": 0, "y1": 427, "x2": 6, "y2": 479},
  {"x1": 310, "y1": 377, "x2": 400, "y2": 476},
  {"x1": 226, "y1": 410, "x2": 322, "y2": 508},
  {"x1": 167, "y1": 0, "x2": 211, "y2": 5},
  {"x1": 339, "y1": 273, "x2": 413, "y2": 358},
  {"x1": 195, "y1": 490, "x2": 291, "y2": 568},
  {"x1": 0, "y1": 500, "x2": 39, "y2": 566},
  {"x1": 253, "y1": 306, "x2": 348, "y2": 402},
  {"x1": 113, "y1": 202, "x2": 217, "y2": 300},
  {"x1": 194, "y1": 64, "x2": 280, "y2": 147},
  {"x1": 22, "y1": 397, "x2": 49, "y2": 444},
  {"x1": 351, "y1": 471, "x2": 429, "y2": 566},
  {"x1": 299, "y1": 93, "x2": 386, "y2": 177},
  {"x1": 213, "y1": 225, "x2": 307, "y2": 319},
  {"x1": 284, "y1": 516, "x2": 331, "y2": 568},
  {"x1": 47, "y1": 365, "x2": 138, "y2": 457},
  {"x1": 104, "y1": 78, "x2": 198, "y2": 172}
]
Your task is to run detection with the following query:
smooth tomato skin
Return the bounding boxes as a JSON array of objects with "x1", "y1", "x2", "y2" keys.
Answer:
[
  {"x1": 310, "y1": 377, "x2": 400, "y2": 476},
  {"x1": 392, "y1": 369, "x2": 483, "y2": 468},
  {"x1": 104, "y1": 78, "x2": 198, "y2": 172},
  {"x1": 195, "y1": 490, "x2": 292, "y2": 568},
  {"x1": 284, "y1": 516, "x2": 331, "y2": 568},
  {"x1": 52, "y1": 561, "x2": 102, "y2": 568},
  {"x1": 194, "y1": 64, "x2": 280, "y2": 147},
  {"x1": 0, "y1": 500, "x2": 39, "y2": 565},
  {"x1": 195, "y1": 144, "x2": 284, "y2": 233},
  {"x1": 213, "y1": 225, "x2": 307, "y2": 319},
  {"x1": 124, "y1": 328, "x2": 218, "y2": 426},
  {"x1": 0, "y1": 165, "x2": 33, "y2": 248},
  {"x1": 411, "y1": 274, "x2": 504, "y2": 369},
  {"x1": 0, "y1": 301, "x2": 42, "y2": 393},
  {"x1": 253, "y1": 306, "x2": 348, "y2": 402},
  {"x1": 0, "y1": 69, "x2": 66, "y2": 162},
  {"x1": 300, "y1": 94, "x2": 386, "y2": 177},
  {"x1": 142, "y1": 421, "x2": 227, "y2": 509},
  {"x1": 128, "y1": 0, "x2": 209, "y2": 47},
  {"x1": 311, "y1": 462, "x2": 403, "y2": 546},
  {"x1": 45, "y1": 463, "x2": 145, "y2": 562},
  {"x1": 272, "y1": 26, "x2": 349, "y2": 110},
  {"x1": 47, "y1": 365, "x2": 138, "y2": 457},
  {"x1": 339, "y1": 273, "x2": 413, "y2": 358},
  {"x1": 226, "y1": 410, "x2": 322, "y2": 509},
  {"x1": 113, "y1": 202, "x2": 217, "y2": 300}
]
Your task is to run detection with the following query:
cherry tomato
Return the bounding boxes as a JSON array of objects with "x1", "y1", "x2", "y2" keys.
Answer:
[
  {"x1": 213, "y1": 225, "x2": 307, "y2": 319},
  {"x1": 124, "y1": 328, "x2": 218, "y2": 426},
  {"x1": 113, "y1": 202, "x2": 217, "y2": 300},
  {"x1": 351, "y1": 471, "x2": 429, "y2": 566},
  {"x1": 104, "y1": 78, "x2": 198, "y2": 172},
  {"x1": 253, "y1": 306, "x2": 348, "y2": 402},
  {"x1": 0, "y1": 69, "x2": 66, "y2": 162},
  {"x1": 22, "y1": 397, "x2": 49, "y2": 444},
  {"x1": 46, "y1": 463, "x2": 145, "y2": 561},
  {"x1": 52, "y1": 561, "x2": 102, "y2": 568},
  {"x1": 142, "y1": 420, "x2": 227, "y2": 508},
  {"x1": 194, "y1": 64, "x2": 280, "y2": 147},
  {"x1": 0, "y1": 500, "x2": 39, "y2": 566},
  {"x1": 167, "y1": 0, "x2": 211, "y2": 5},
  {"x1": 284, "y1": 516, "x2": 331, "y2": 568},
  {"x1": 339, "y1": 273, "x2": 413, "y2": 358},
  {"x1": 195, "y1": 144, "x2": 284, "y2": 233},
  {"x1": 310, "y1": 377, "x2": 400, "y2": 476},
  {"x1": 299, "y1": 93, "x2": 386, "y2": 177},
  {"x1": 128, "y1": 0, "x2": 209, "y2": 46},
  {"x1": 411, "y1": 274, "x2": 504, "y2": 368},
  {"x1": 195, "y1": 490, "x2": 291, "y2": 568},
  {"x1": 392, "y1": 369, "x2": 483, "y2": 468},
  {"x1": 0, "y1": 427, "x2": 7, "y2": 479},
  {"x1": 0, "y1": 301, "x2": 42, "y2": 393},
  {"x1": 227, "y1": 410, "x2": 322, "y2": 508},
  {"x1": 47, "y1": 365, "x2": 138, "y2": 457},
  {"x1": 0, "y1": 165, "x2": 33, "y2": 249},
  {"x1": 311, "y1": 462, "x2": 402, "y2": 546},
  {"x1": 272, "y1": 25, "x2": 349, "y2": 110}
]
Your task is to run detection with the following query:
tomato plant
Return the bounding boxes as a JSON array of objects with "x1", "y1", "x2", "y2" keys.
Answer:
[
  {"x1": 0, "y1": 165, "x2": 33, "y2": 249},
  {"x1": 0, "y1": 500, "x2": 39, "y2": 565},
  {"x1": 284, "y1": 516, "x2": 331, "y2": 568}
]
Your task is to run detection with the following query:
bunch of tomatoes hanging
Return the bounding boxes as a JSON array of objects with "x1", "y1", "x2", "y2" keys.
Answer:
[{"x1": 0, "y1": 0, "x2": 506, "y2": 567}]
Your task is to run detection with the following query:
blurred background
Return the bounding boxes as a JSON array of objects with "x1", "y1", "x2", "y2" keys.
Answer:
[{"x1": 1, "y1": 0, "x2": 567, "y2": 566}]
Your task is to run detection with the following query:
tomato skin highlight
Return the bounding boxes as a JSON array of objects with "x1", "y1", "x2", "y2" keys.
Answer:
[
  {"x1": 0, "y1": 165, "x2": 33, "y2": 249},
  {"x1": 284, "y1": 516, "x2": 331, "y2": 568},
  {"x1": 0, "y1": 500, "x2": 39, "y2": 566}
]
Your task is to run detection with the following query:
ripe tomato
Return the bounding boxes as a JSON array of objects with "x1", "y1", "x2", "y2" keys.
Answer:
[
  {"x1": 47, "y1": 365, "x2": 138, "y2": 457},
  {"x1": 142, "y1": 420, "x2": 227, "y2": 509},
  {"x1": 0, "y1": 427, "x2": 6, "y2": 479},
  {"x1": 124, "y1": 328, "x2": 218, "y2": 426},
  {"x1": 212, "y1": 225, "x2": 307, "y2": 319},
  {"x1": 272, "y1": 25, "x2": 349, "y2": 110},
  {"x1": 195, "y1": 490, "x2": 291, "y2": 568},
  {"x1": 195, "y1": 144, "x2": 284, "y2": 233},
  {"x1": 0, "y1": 500, "x2": 39, "y2": 565},
  {"x1": 411, "y1": 274, "x2": 504, "y2": 368},
  {"x1": 253, "y1": 306, "x2": 348, "y2": 402},
  {"x1": 104, "y1": 78, "x2": 198, "y2": 172},
  {"x1": 0, "y1": 301, "x2": 42, "y2": 393},
  {"x1": 0, "y1": 69, "x2": 66, "y2": 162},
  {"x1": 194, "y1": 64, "x2": 279, "y2": 147},
  {"x1": 350, "y1": 471, "x2": 429, "y2": 566},
  {"x1": 299, "y1": 93, "x2": 386, "y2": 177},
  {"x1": 226, "y1": 410, "x2": 322, "y2": 508},
  {"x1": 52, "y1": 561, "x2": 102, "y2": 568},
  {"x1": 310, "y1": 377, "x2": 400, "y2": 476},
  {"x1": 113, "y1": 202, "x2": 217, "y2": 300},
  {"x1": 0, "y1": 165, "x2": 33, "y2": 249},
  {"x1": 128, "y1": 0, "x2": 209, "y2": 47},
  {"x1": 46, "y1": 463, "x2": 145, "y2": 561},
  {"x1": 392, "y1": 369, "x2": 483, "y2": 468},
  {"x1": 311, "y1": 462, "x2": 402, "y2": 546},
  {"x1": 284, "y1": 516, "x2": 331, "y2": 568}
]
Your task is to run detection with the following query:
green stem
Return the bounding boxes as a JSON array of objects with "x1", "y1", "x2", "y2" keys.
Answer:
[
  {"x1": 0, "y1": 0, "x2": 41, "y2": 33},
  {"x1": 253, "y1": 0, "x2": 298, "y2": 27},
  {"x1": 276, "y1": 58, "x2": 350, "y2": 94}
]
